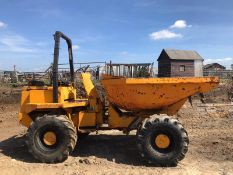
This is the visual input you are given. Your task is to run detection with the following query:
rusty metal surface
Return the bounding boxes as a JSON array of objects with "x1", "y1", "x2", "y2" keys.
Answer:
[{"x1": 102, "y1": 76, "x2": 219, "y2": 112}]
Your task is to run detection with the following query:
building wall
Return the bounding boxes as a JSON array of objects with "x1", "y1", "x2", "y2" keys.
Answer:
[
  {"x1": 194, "y1": 60, "x2": 203, "y2": 77},
  {"x1": 170, "y1": 60, "x2": 194, "y2": 77},
  {"x1": 158, "y1": 51, "x2": 171, "y2": 77},
  {"x1": 158, "y1": 60, "x2": 171, "y2": 77}
]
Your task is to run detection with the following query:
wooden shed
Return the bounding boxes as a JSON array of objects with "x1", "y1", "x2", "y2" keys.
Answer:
[{"x1": 157, "y1": 49, "x2": 204, "y2": 77}]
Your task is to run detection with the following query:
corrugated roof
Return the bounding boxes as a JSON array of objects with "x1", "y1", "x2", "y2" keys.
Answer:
[{"x1": 164, "y1": 49, "x2": 204, "y2": 60}]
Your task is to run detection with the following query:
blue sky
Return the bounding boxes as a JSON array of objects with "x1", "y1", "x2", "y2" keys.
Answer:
[{"x1": 0, "y1": 0, "x2": 233, "y2": 71}]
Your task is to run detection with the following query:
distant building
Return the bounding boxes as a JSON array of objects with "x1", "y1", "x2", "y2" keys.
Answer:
[
  {"x1": 203, "y1": 63, "x2": 226, "y2": 71},
  {"x1": 157, "y1": 49, "x2": 204, "y2": 77}
]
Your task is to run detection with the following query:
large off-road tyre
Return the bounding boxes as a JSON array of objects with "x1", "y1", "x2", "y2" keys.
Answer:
[
  {"x1": 137, "y1": 114, "x2": 189, "y2": 166},
  {"x1": 26, "y1": 114, "x2": 77, "y2": 163}
]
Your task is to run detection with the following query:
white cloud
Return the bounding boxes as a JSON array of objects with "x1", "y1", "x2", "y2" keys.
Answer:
[
  {"x1": 205, "y1": 57, "x2": 233, "y2": 63},
  {"x1": 224, "y1": 57, "x2": 232, "y2": 61},
  {"x1": 72, "y1": 45, "x2": 80, "y2": 51},
  {"x1": 0, "y1": 34, "x2": 35, "y2": 53},
  {"x1": 0, "y1": 21, "x2": 7, "y2": 29},
  {"x1": 149, "y1": 20, "x2": 191, "y2": 41},
  {"x1": 170, "y1": 20, "x2": 191, "y2": 29},
  {"x1": 149, "y1": 30, "x2": 182, "y2": 40},
  {"x1": 205, "y1": 58, "x2": 214, "y2": 63}
]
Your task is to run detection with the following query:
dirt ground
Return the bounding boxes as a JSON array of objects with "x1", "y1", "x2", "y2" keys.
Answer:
[{"x1": 0, "y1": 86, "x2": 233, "y2": 175}]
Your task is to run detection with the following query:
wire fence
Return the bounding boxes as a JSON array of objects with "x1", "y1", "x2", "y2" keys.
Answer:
[
  {"x1": 203, "y1": 70, "x2": 233, "y2": 79},
  {"x1": 2, "y1": 63, "x2": 233, "y2": 85},
  {"x1": 0, "y1": 61, "x2": 155, "y2": 84}
]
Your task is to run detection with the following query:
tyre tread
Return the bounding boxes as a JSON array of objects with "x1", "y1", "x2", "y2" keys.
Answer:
[
  {"x1": 137, "y1": 114, "x2": 189, "y2": 166},
  {"x1": 26, "y1": 114, "x2": 77, "y2": 163}
]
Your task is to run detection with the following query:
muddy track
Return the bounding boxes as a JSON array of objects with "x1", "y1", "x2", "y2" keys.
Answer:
[{"x1": 0, "y1": 102, "x2": 233, "y2": 175}]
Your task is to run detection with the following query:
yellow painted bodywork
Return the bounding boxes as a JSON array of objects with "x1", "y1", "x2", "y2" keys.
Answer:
[
  {"x1": 72, "y1": 111, "x2": 97, "y2": 127},
  {"x1": 159, "y1": 98, "x2": 188, "y2": 115},
  {"x1": 101, "y1": 76, "x2": 219, "y2": 113},
  {"x1": 18, "y1": 84, "x2": 92, "y2": 127},
  {"x1": 18, "y1": 72, "x2": 219, "y2": 131},
  {"x1": 18, "y1": 73, "x2": 103, "y2": 129},
  {"x1": 108, "y1": 106, "x2": 135, "y2": 128},
  {"x1": 81, "y1": 73, "x2": 104, "y2": 125},
  {"x1": 20, "y1": 86, "x2": 76, "y2": 104}
]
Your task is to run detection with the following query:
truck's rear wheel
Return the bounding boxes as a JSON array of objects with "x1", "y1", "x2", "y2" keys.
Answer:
[
  {"x1": 26, "y1": 114, "x2": 77, "y2": 163},
  {"x1": 137, "y1": 114, "x2": 189, "y2": 166}
]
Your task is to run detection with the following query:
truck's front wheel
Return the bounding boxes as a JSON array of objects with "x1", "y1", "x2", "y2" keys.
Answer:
[
  {"x1": 26, "y1": 114, "x2": 77, "y2": 163},
  {"x1": 137, "y1": 114, "x2": 189, "y2": 166}
]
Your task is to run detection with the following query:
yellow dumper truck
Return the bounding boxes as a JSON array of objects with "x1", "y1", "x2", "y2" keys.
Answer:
[{"x1": 18, "y1": 31, "x2": 219, "y2": 166}]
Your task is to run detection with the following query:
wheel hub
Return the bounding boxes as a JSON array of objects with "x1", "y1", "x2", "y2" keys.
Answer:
[
  {"x1": 43, "y1": 131, "x2": 57, "y2": 146},
  {"x1": 155, "y1": 134, "x2": 170, "y2": 149}
]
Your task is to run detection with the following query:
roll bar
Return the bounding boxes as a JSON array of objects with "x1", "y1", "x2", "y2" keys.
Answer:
[{"x1": 52, "y1": 31, "x2": 74, "y2": 103}]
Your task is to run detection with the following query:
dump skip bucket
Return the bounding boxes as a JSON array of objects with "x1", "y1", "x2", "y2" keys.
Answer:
[{"x1": 102, "y1": 76, "x2": 219, "y2": 112}]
